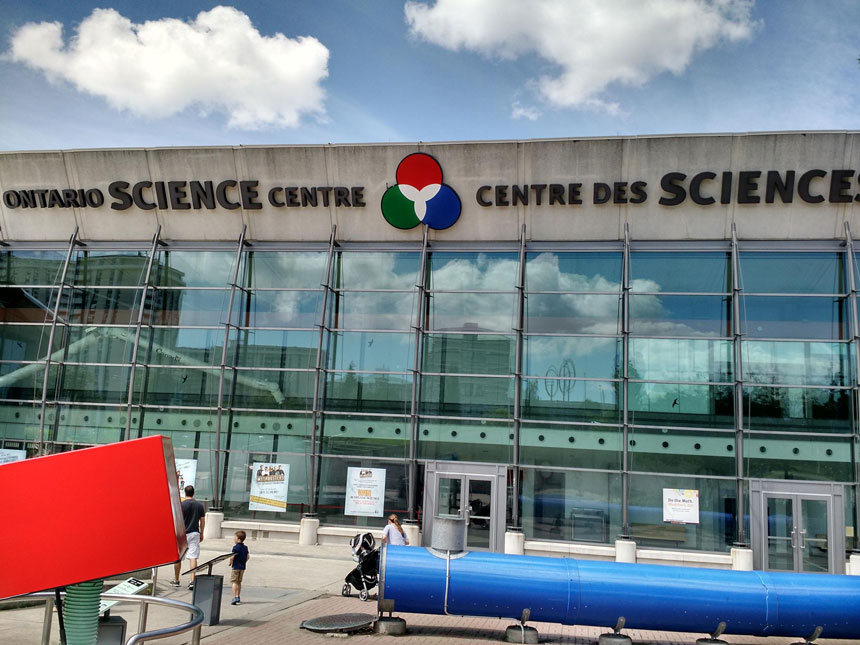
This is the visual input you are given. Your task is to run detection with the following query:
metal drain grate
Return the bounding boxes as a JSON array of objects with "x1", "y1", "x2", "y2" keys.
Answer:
[{"x1": 300, "y1": 613, "x2": 376, "y2": 633}]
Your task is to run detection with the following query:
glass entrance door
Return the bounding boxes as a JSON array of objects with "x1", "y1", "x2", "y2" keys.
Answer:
[
  {"x1": 765, "y1": 494, "x2": 832, "y2": 573},
  {"x1": 432, "y1": 473, "x2": 496, "y2": 551}
]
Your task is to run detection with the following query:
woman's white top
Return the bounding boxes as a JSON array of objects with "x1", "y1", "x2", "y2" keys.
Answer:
[{"x1": 383, "y1": 523, "x2": 407, "y2": 545}]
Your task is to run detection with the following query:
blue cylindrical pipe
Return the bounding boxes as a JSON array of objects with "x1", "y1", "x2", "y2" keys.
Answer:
[{"x1": 379, "y1": 546, "x2": 860, "y2": 639}]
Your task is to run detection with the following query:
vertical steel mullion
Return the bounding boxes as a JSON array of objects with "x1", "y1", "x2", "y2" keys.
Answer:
[
  {"x1": 620, "y1": 223, "x2": 631, "y2": 538},
  {"x1": 308, "y1": 225, "x2": 337, "y2": 516},
  {"x1": 843, "y1": 222, "x2": 860, "y2": 551},
  {"x1": 213, "y1": 224, "x2": 248, "y2": 509},
  {"x1": 407, "y1": 227, "x2": 430, "y2": 521},
  {"x1": 732, "y1": 223, "x2": 747, "y2": 546},
  {"x1": 123, "y1": 225, "x2": 163, "y2": 442},
  {"x1": 511, "y1": 224, "x2": 527, "y2": 529},
  {"x1": 38, "y1": 226, "x2": 79, "y2": 454}
]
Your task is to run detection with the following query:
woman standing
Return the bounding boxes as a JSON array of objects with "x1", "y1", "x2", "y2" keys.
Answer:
[{"x1": 381, "y1": 513, "x2": 409, "y2": 546}]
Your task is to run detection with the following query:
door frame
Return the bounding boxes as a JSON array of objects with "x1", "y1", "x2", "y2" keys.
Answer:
[
  {"x1": 423, "y1": 461, "x2": 507, "y2": 552},
  {"x1": 749, "y1": 479, "x2": 845, "y2": 573}
]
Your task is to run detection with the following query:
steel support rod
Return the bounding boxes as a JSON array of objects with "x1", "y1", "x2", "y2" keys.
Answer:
[
  {"x1": 731, "y1": 223, "x2": 747, "y2": 546},
  {"x1": 407, "y1": 226, "x2": 430, "y2": 521},
  {"x1": 308, "y1": 225, "x2": 337, "y2": 515},
  {"x1": 844, "y1": 221, "x2": 860, "y2": 551},
  {"x1": 123, "y1": 225, "x2": 163, "y2": 442},
  {"x1": 38, "y1": 226, "x2": 79, "y2": 454},
  {"x1": 510, "y1": 223, "x2": 527, "y2": 529},
  {"x1": 620, "y1": 223, "x2": 631, "y2": 538},
  {"x1": 213, "y1": 224, "x2": 248, "y2": 509}
]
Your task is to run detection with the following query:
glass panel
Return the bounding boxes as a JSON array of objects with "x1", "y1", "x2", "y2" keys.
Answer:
[
  {"x1": 428, "y1": 293, "x2": 516, "y2": 333},
  {"x1": 244, "y1": 251, "x2": 328, "y2": 289},
  {"x1": 741, "y1": 296, "x2": 848, "y2": 340},
  {"x1": 69, "y1": 251, "x2": 150, "y2": 286},
  {"x1": 153, "y1": 251, "x2": 236, "y2": 287},
  {"x1": 328, "y1": 331, "x2": 413, "y2": 373},
  {"x1": 239, "y1": 290, "x2": 323, "y2": 327},
  {"x1": 466, "y1": 478, "x2": 492, "y2": 549},
  {"x1": 0, "y1": 362, "x2": 44, "y2": 400},
  {"x1": 423, "y1": 334, "x2": 514, "y2": 375},
  {"x1": 316, "y1": 457, "x2": 408, "y2": 527},
  {"x1": 744, "y1": 386, "x2": 852, "y2": 433},
  {"x1": 745, "y1": 433, "x2": 854, "y2": 482},
  {"x1": 222, "y1": 450, "x2": 307, "y2": 522},
  {"x1": 521, "y1": 378, "x2": 619, "y2": 423},
  {"x1": 630, "y1": 295, "x2": 730, "y2": 337},
  {"x1": 525, "y1": 294, "x2": 621, "y2": 334},
  {"x1": 418, "y1": 418, "x2": 513, "y2": 463},
  {"x1": 520, "y1": 424, "x2": 622, "y2": 470},
  {"x1": 438, "y1": 477, "x2": 463, "y2": 516},
  {"x1": 524, "y1": 336, "x2": 620, "y2": 380},
  {"x1": 133, "y1": 367, "x2": 221, "y2": 406},
  {"x1": 0, "y1": 287, "x2": 56, "y2": 323},
  {"x1": 630, "y1": 252, "x2": 730, "y2": 293},
  {"x1": 0, "y1": 324, "x2": 51, "y2": 361},
  {"x1": 628, "y1": 474, "x2": 736, "y2": 552},
  {"x1": 53, "y1": 404, "x2": 124, "y2": 445},
  {"x1": 526, "y1": 251, "x2": 622, "y2": 292},
  {"x1": 221, "y1": 411, "x2": 311, "y2": 452},
  {"x1": 629, "y1": 338, "x2": 732, "y2": 382},
  {"x1": 0, "y1": 250, "x2": 65, "y2": 285},
  {"x1": 231, "y1": 369, "x2": 314, "y2": 409},
  {"x1": 324, "y1": 372, "x2": 412, "y2": 414},
  {"x1": 132, "y1": 407, "x2": 216, "y2": 450},
  {"x1": 0, "y1": 403, "x2": 40, "y2": 442},
  {"x1": 58, "y1": 287, "x2": 142, "y2": 324},
  {"x1": 421, "y1": 375, "x2": 513, "y2": 418},
  {"x1": 143, "y1": 327, "x2": 223, "y2": 366},
  {"x1": 335, "y1": 252, "x2": 420, "y2": 290},
  {"x1": 234, "y1": 329, "x2": 318, "y2": 369},
  {"x1": 429, "y1": 252, "x2": 519, "y2": 290},
  {"x1": 53, "y1": 326, "x2": 136, "y2": 364},
  {"x1": 150, "y1": 289, "x2": 230, "y2": 326},
  {"x1": 741, "y1": 252, "x2": 844, "y2": 294},
  {"x1": 743, "y1": 341, "x2": 851, "y2": 386},
  {"x1": 629, "y1": 382, "x2": 734, "y2": 429},
  {"x1": 320, "y1": 414, "x2": 409, "y2": 458},
  {"x1": 56, "y1": 365, "x2": 130, "y2": 403},
  {"x1": 767, "y1": 496, "x2": 795, "y2": 571},
  {"x1": 521, "y1": 468, "x2": 622, "y2": 544},
  {"x1": 801, "y1": 498, "x2": 829, "y2": 573},
  {"x1": 628, "y1": 428, "x2": 735, "y2": 476},
  {"x1": 331, "y1": 291, "x2": 415, "y2": 330}
]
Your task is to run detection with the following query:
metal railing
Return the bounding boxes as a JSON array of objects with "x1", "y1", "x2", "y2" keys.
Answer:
[{"x1": 1, "y1": 590, "x2": 203, "y2": 645}]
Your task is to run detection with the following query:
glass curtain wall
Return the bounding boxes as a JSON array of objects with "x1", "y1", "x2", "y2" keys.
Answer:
[{"x1": 1, "y1": 240, "x2": 856, "y2": 554}]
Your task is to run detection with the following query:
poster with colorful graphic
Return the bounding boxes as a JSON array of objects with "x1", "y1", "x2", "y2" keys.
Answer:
[
  {"x1": 0, "y1": 449, "x2": 26, "y2": 465},
  {"x1": 249, "y1": 462, "x2": 289, "y2": 511},
  {"x1": 175, "y1": 459, "x2": 197, "y2": 494},
  {"x1": 344, "y1": 467, "x2": 386, "y2": 517},
  {"x1": 662, "y1": 488, "x2": 700, "y2": 524}
]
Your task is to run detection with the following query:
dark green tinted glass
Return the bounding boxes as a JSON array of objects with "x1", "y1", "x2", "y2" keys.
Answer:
[
  {"x1": 69, "y1": 251, "x2": 150, "y2": 286},
  {"x1": 0, "y1": 324, "x2": 51, "y2": 361},
  {"x1": 53, "y1": 326, "x2": 136, "y2": 364},
  {"x1": 740, "y1": 296, "x2": 848, "y2": 340},
  {"x1": 0, "y1": 251, "x2": 65, "y2": 285},
  {"x1": 521, "y1": 378, "x2": 619, "y2": 423},
  {"x1": 230, "y1": 369, "x2": 315, "y2": 409},
  {"x1": 744, "y1": 386, "x2": 852, "y2": 433},
  {"x1": 59, "y1": 287, "x2": 143, "y2": 324},
  {"x1": 743, "y1": 341, "x2": 851, "y2": 386},
  {"x1": 423, "y1": 334, "x2": 514, "y2": 375},
  {"x1": 56, "y1": 365, "x2": 130, "y2": 403},
  {"x1": 320, "y1": 414, "x2": 409, "y2": 458},
  {"x1": 628, "y1": 428, "x2": 734, "y2": 476},
  {"x1": 324, "y1": 372, "x2": 412, "y2": 414},
  {"x1": 316, "y1": 456, "x2": 408, "y2": 526},
  {"x1": 740, "y1": 252, "x2": 844, "y2": 294},
  {"x1": 0, "y1": 362, "x2": 44, "y2": 400},
  {"x1": 519, "y1": 424, "x2": 622, "y2": 470},
  {"x1": 54, "y1": 404, "x2": 123, "y2": 445},
  {"x1": 418, "y1": 418, "x2": 513, "y2": 462},
  {"x1": 629, "y1": 382, "x2": 734, "y2": 429},
  {"x1": 421, "y1": 375, "x2": 513, "y2": 418},
  {"x1": 0, "y1": 287, "x2": 57, "y2": 323},
  {"x1": 744, "y1": 433, "x2": 853, "y2": 482}
]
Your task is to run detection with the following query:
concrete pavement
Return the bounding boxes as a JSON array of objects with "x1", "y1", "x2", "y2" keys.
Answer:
[{"x1": 2, "y1": 537, "x2": 858, "y2": 645}]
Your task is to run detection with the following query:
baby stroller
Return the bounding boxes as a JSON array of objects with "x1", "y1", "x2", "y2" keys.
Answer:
[{"x1": 342, "y1": 532, "x2": 379, "y2": 601}]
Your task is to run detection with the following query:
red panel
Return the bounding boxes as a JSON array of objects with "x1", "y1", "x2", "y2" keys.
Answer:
[{"x1": 0, "y1": 435, "x2": 188, "y2": 599}]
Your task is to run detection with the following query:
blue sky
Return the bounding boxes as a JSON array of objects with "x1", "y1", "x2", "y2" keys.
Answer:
[{"x1": 0, "y1": 0, "x2": 858, "y2": 151}]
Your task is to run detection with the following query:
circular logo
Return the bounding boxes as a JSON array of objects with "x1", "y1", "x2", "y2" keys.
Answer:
[{"x1": 381, "y1": 153, "x2": 461, "y2": 230}]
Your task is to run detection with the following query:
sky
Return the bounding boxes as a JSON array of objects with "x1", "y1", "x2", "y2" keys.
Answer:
[{"x1": 0, "y1": 0, "x2": 858, "y2": 152}]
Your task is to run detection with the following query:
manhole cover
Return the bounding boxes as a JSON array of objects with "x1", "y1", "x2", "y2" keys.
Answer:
[{"x1": 300, "y1": 613, "x2": 376, "y2": 633}]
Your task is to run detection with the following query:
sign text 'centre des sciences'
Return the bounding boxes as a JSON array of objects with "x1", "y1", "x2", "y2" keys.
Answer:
[{"x1": 3, "y1": 169, "x2": 859, "y2": 213}]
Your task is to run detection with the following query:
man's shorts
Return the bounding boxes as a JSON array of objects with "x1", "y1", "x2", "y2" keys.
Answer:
[
  {"x1": 230, "y1": 569, "x2": 245, "y2": 584},
  {"x1": 185, "y1": 532, "x2": 201, "y2": 559}
]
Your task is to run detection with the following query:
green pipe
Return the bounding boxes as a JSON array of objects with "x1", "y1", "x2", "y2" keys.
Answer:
[{"x1": 63, "y1": 580, "x2": 102, "y2": 645}]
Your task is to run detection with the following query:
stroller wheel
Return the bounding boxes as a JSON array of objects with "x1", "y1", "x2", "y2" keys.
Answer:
[
  {"x1": 342, "y1": 583, "x2": 351, "y2": 597},
  {"x1": 359, "y1": 589, "x2": 369, "y2": 601}
]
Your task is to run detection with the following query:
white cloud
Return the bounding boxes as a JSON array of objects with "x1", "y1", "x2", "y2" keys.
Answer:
[
  {"x1": 8, "y1": 6, "x2": 329, "y2": 130},
  {"x1": 405, "y1": 0, "x2": 756, "y2": 113},
  {"x1": 511, "y1": 101, "x2": 540, "y2": 121}
]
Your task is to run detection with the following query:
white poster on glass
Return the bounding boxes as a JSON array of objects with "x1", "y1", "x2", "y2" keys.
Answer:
[
  {"x1": 662, "y1": 488, "x2": 700, "y2": 524},
  {"x1": 344, "y1": 467, "x2": 386, "y2": 517},
  {"x1": 0, "y1": 449, "x2": 26, "y2": 465},
  {"x1": 249, "y1": 463, "x2": 289, "y2": 511},
  {"x1": 174, "y1": 459, "x2": 197, "y2": 495}
]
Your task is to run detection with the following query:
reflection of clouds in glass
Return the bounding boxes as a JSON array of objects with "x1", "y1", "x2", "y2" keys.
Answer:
[
  {"x1": 743, "y1": 342, "x2": 849, "y2": 386},
  {"x1": 339, "y1": 253, "x2": 419, "y2": 290},
  {"x1": 629, "y1": 339, "x2": 731, "y2": 382},
  {"x1": 266, "y1": 291, "x2": 322, "y2": 326},
  {"x1": 430, "y1": 293, "x2": 516, "y2": 332},
  {"x1": 160, "y1": 252, "x2": 234, "y2": 287},
  {"x1": 431, "y1": 253, "x2": 518, "y2": 290},
  {"x1": 338, "y1": 292, "x2": 416, "y2": 331},
  {"x1": 527, "y1": 253, "x2": 625, "y2": 292},
  {"x1": 251, "y1": 252, "x2": 328, "y2": 289},
  {"x1": 525, "y1": 336, "x2": 618, "y2": 379}
]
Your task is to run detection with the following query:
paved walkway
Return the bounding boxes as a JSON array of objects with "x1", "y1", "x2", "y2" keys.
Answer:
[{"x1": 1, "y1": 537, "x2": 857, "y2": 645}]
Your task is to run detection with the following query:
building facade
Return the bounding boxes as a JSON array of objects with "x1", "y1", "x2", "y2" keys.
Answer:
[{"x1": 1, "y1": 132, "x2": 859, "y2": 573}]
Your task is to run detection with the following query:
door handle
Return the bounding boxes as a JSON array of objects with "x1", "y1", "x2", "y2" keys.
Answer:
[
  {"x1": 790, "y1": 528, "x2": 797, "y2": 549},
  {"x1": 799, "y1": 530, "x2": 807, "y2": 550},
  {"x1": 464, "y1": 508, "x2": 471, "y2": 527}
]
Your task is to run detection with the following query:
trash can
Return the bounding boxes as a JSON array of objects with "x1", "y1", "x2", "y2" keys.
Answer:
[{"x1": 191, "y1": 575, "x2": 223, "y2": 626}]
